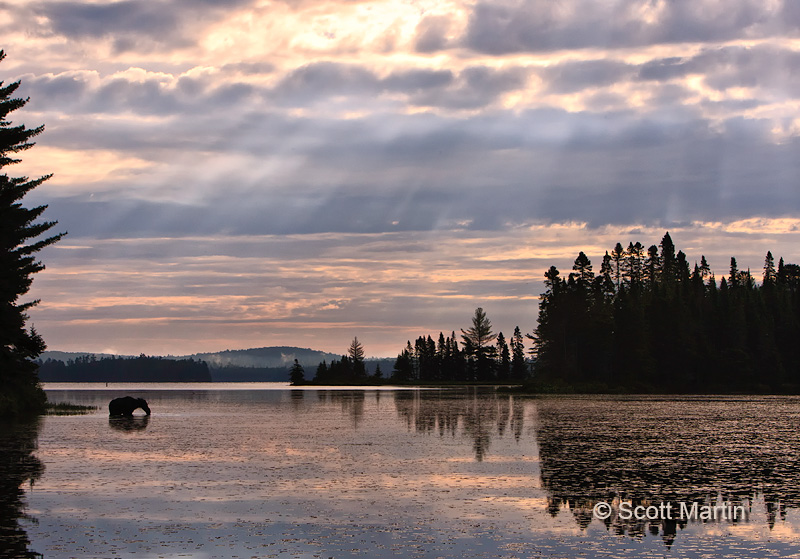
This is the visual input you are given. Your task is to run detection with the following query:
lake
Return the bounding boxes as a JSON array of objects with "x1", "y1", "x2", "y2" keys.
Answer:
[{"x1": 4, "y1": 385, "x2": 800, "y2": 558}]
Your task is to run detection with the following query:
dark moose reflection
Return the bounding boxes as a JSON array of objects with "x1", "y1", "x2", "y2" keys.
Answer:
[
  {"x1": 394, "y1": 389, "x2": 524, "y2": 461},
  {"x1": 536, "y1": 397, "x2": 800, "y2": 547},
  {"x1": 108, "y1": 415, "x2": 150, "y2": 432},
  {"x1": 0, "y1": 419, "x2": 43, "y2": 559}
]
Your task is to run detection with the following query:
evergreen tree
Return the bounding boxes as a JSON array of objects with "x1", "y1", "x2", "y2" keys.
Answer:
[
  {"x1": 623, "y1": 242, "x2": 644, "y2": 287},
  {"x1": 571, "y1": 251, "x2": 594, "y2": 287},
  {"x1": 348, "y1": 336, "x2": 365, "y2": 362},
  {"x1": 496, "y1": 332, "x2": 510, "y2": 381},
  {"x1": 611, "y1": 243, "x2": 624, "y2": 287},
  {"x1": 699, "y1": 255, "x2": 711, "y2": 280},
  {"x1": 461, "y1": 307, "x2": 496, "y2": 381},
  {"x1": 510, "y1": 326, "x2": 527, "y2": 381},
  {"x1": 391, "y1": 347, "x2": 414, "y2": 382},
  {"x1": 763, "y1": 251, "x2": 776, "y2": 286},
  {"x1": 348, "y1": 336, "x2": 366, "y2": 379},
  {"x1": 289, "y1": 359, "x2": 305, "y2": 385},
  {"x1": 659, "y1": 232, "x2": 676, "y2": 283},
  {"x1": 597, "y1": 251, "x2": 616, "y2": 299},
  {"x1": 644, "y1": 244, "x2": 661, "y2": 287},
  {"x1": 314, "y1": 360, "x2": 329, "y2": 383},
  {"x1": 0, "y1": 51, "x2": 65, "y2": 417},
  {"x1": 729, "y1": 257, "x2": 740, "y2": 288}
]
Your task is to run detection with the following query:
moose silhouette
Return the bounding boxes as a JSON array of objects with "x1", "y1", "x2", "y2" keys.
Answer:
[{"x1": 108, "y1": 396, "x2": 151, "y2": 417}]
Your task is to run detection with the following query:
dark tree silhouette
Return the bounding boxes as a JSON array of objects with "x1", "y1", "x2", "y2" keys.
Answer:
[
  {"x1": 289, "y1": 359, "x2": 305, "y2": 385},
  {"x1": 495, "y1": 332, "x2": 510, "y2": 381},
  {"x1": 0, "y1": 51, "x2": 65, "y2": 417},
  {"x1": 510, "y1": 326, "x2": 527, "y2": 381},
  {"x1": 348, "y1": 336, "x2": 366, "y2": 380},
  {"x1": 38, "y1": 354, "x2": 211, "y2": 382},
  {"x1": 462, "y1": 307, "x2": 496, "y2": 381},
  {"x1": 529, "y1": 232, "x2": 800, "y2": 393}
]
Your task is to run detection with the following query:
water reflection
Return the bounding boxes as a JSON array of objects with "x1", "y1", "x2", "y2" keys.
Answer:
[
  {"x1": 535, "y1": 397, "x2": 800, "y2": 545},
  {"x1": 108, "y1": 416, "x2": 150, "y2": 432},
  {"x1": 316, "y1": 390, "x2": 365, "y2": 427},
  {"x1": 393, "y1": 390, "x2": 525, "y2": 461},
  {"x1": 0, "y1": 419, "x2": 43, "y2": 559}
]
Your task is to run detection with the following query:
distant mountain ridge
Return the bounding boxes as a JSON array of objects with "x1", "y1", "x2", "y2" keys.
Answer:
[{"x1": 178, "y1": 346, "x2": 341, "y2": 368}]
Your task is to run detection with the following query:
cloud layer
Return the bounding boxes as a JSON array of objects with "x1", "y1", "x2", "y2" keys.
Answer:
[{"x1": 3, "y1": 0, "x2": 800, "y2": 356}]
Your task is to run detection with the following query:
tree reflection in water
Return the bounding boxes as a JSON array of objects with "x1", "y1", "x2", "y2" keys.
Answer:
[
  {"x1": 535, "y1": 397, "x2": 800, "y2": 547},
  {"x1": 0, "y1": 418, "x2": 43, "y2": 559},
  {"x1": 316, "y1": 390, "x2": 366, "y2": 428},
  {"x1": 393, "y1": 389, "x2": 524, "y2": 461}
]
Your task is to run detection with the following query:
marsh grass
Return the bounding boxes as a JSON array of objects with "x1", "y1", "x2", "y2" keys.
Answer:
[{"x1": 44, "y1": 402, "x2": 98, "y2": 415}]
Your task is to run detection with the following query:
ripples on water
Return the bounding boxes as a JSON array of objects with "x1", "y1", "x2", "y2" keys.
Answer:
[{"x1": 4, "y1": 387, "x2": 800, "y2": 558}]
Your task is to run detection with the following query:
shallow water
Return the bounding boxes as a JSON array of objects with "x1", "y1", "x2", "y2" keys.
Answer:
[{"x1": 5, "y1": 387, "x2": 800, "y2": 558}]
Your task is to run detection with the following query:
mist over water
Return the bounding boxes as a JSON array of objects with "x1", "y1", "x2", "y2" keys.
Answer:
[{"x1": 6, "y1": 387, "x2": 800, "y2": 558}]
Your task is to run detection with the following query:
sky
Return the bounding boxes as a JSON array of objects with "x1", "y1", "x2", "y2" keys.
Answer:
[{"x1": 4, "y1": 0, "x2": 800, "y2": 357}]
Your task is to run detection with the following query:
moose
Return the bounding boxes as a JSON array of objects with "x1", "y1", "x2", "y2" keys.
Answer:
[{"x1": 108, "y1": 396, "x2": 151, "y2": 417}]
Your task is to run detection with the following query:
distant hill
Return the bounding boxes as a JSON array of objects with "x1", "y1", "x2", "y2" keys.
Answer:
[{"x1": 178, "y1": 346, "x2": 341, "y2": 369}]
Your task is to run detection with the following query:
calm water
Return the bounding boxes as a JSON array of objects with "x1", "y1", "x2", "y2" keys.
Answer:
[{"x1": 4, "y1": 386, "x2": 800, "y2": 558}]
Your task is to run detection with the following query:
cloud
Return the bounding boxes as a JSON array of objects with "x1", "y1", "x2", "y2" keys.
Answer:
[
  {"x1": 23, "y1": 105, "x2": 800, "y2": 245},
  {"x1": 406, "y1": 66, "x2": 529, "y2": 109},
  {"x1": 31, "y1": 0, "x2": 255, "y2": 52},
  {"x1": 7, "y1": 0, "x2": 800, "y2": 356},
  {"x1": 271, "y1": 61, "x2": 381, "y2": 105},
  {"x1": 462, "y1": 0, "x2": 795, "y2": 54},
  {"x1": 414, "y1": 15, "x2": 452, "y2": 53},
  {"x1": 541, "y1": 59, "x2": 633, "y2": 94}
]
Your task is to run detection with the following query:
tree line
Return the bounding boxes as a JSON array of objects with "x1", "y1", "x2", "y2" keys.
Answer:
[
  {"x1": 293, "y1": 314, "x2": 531, "y2": 385},
  {"x1": 531, "y1": 232, "x2": 800, "y2": 392},
  {"x1": 37, "y1": 355, "x2": 212, "y2": 382}
]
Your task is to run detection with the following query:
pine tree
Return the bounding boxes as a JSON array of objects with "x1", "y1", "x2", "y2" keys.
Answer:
[
  {"x1": 596, "y1": 251, "x2": 615, "y2": 299},
  {"x1": 510, "y1": 326, "x2": 527, "y2": 381},
  {"x1": 660, "y1": 232, "x2": 676, "y2": 283},
  {"x1": 729, "y1": 257, "x2": 739, "y2": 288},
  {"x1": 348, "y1": 336, "x2": 366, "y2": 379},
  {"x1": 1, "y1": 51, "x2": 65, "y2": 417},
  {"x1": 313, "y1": 360, "x2": 329, "y2": 383},
  {"x1": 571, "y1": 251, "x2": 594, "y2": 287},
  {"x1": 611, "y1": 243, "x2": 624, "y2": 287},
  {"x1": 699, "y1": 255, "x2": 711, "y2": 280},
  {"x1": 461, "y1": 307, "x2": 496, "y2": 381},
  {"x1": 623, "y1": 242, "x2": 644, "y2": 287},
  {"x1": 644, "y1": 244, "x2": 660, "y2": 287},
  {"x1": 391, "y1": 347, "x2": 414, "y2": 382},
  {"x1": 763, "y1": 251, "x2": 776, "y2": 286},
  {"x1": 496, "y1": 332, "x2": 510, "y2": 381},
  {"x1": 289, "y1": 359, "x2": 305, "y2": 385}
]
